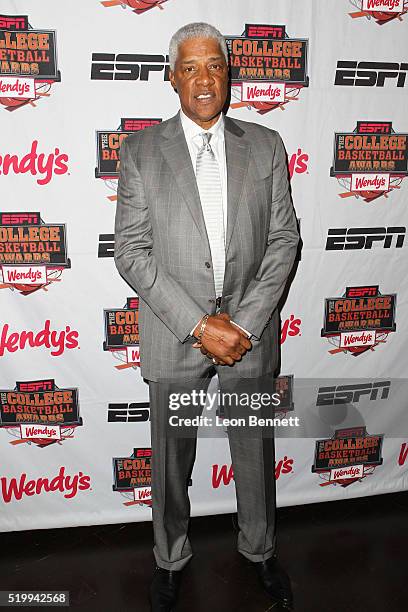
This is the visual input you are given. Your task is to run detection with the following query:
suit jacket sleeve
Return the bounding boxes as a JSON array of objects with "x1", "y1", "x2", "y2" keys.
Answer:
[
  {"x1": 231, "y1": 132, "x2": 299, "y2": 340},
  {"x1": 114, "y1": 138, "x2": 206, "y2": 343}
]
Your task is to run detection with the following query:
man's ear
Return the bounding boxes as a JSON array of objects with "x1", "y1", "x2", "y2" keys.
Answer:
[{"x1": 169, "y1": 70, "x2": 177, "y2": 93}]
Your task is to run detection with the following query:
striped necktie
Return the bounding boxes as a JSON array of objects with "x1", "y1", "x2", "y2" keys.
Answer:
[{"x1": 196, "y1": 132, "x2": 225, "y2": 297}]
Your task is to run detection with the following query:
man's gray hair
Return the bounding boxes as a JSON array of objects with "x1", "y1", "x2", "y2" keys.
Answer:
[{"x1": 169, "y1": 22, "x2": 228, "y2": 71}]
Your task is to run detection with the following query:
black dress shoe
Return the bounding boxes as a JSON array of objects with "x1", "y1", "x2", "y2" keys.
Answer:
[
  {"x1": 149, "y1": 566, "x2": 182, "y2": 612},
  {"x1": 252, "y1": 555, "x2": 293, "y2": 610}
]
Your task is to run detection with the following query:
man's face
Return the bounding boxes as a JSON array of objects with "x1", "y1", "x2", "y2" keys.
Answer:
[{"x1": 169, "y1": 36, "x2": 229, "y2": 130}]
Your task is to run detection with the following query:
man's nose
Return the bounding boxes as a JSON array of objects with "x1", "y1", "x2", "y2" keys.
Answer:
[{"x1": 196, "y1": 66, "x2": 214, "y2": 85}]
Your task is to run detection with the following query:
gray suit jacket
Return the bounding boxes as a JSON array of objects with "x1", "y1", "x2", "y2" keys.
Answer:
[{"x1": 114, "y1": 112, "x2": 299, "y2": 382}]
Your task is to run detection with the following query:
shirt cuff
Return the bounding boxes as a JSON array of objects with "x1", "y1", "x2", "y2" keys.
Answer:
[
  {"x1": 190, "y1": 318, "x2": 203, "y2": 337},
  {"x1": 191, "y1": 319, "x2": 253, "y2": 339},
  {"x1": 230, "y1": 320, "x2": 252, "y2": 339}
]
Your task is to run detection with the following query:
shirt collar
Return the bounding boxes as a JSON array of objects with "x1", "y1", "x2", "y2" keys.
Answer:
[{"x1": 180, "y1": 109, "x2": 224, "y2": 144}]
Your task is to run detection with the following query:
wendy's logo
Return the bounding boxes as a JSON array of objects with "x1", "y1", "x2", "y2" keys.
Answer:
[{"x1": 348, "y1": 0, "x2": 408, "y2": 25}]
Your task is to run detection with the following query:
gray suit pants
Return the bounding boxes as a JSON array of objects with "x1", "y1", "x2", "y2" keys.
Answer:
[{"x1": 149, "y1": 369, "x2": 277, "y2": 570}]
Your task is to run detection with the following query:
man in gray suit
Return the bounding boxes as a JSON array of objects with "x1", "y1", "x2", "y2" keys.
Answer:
[{"x1": 114, "y1": 22, "x2": 299, "y2": 611}]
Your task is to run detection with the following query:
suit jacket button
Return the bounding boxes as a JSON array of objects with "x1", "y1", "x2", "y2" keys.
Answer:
[{"x1": 205, "y1": 261, "x2": 211, "y2": 268}]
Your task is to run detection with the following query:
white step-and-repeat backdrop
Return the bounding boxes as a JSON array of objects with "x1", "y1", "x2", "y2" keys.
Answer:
[{"x1": 1, "y1": 0, "x2": 408, "y2": 532}]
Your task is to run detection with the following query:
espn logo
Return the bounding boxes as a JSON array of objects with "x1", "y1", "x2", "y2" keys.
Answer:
[
  {"x1": 356, "y1": 121, "x2": 392, "y2": 134},
  {"x1": 108, "y1": 402, "x2": 150, "y2": 423},
  {"x1": 91, "y1": 53, "x2": 170, "y2": 81},
  {"x1": 0, "y1": 15, "x2": 28, "y2": 29},
  {"x1": 98, "y1": 234, "x2": 114, "y2": 258},
  {"x1": 121, "y1": 118, "x2": 161, "y2": 131},
  {"x1": 326, "y1": 227, "x2": 405, "y2": 249},
  {"x1": 18, "y1": 379, "x2": 54, "y2": 392},
  {"x1": 245, "y1": 24, "x2": 286, "y2": 38},
  {"x1": 317, "y1": 381, "x2": 390, "y2": 405},
  {"x1": 0, "y1": 212, "x2": 40, "y2": 225},
  {"x1": 335, "y1": 61, "x2": 408, "y2": 87},
  {"x1": 346, "y1": 286, "x2": 378, "y2": 297}
]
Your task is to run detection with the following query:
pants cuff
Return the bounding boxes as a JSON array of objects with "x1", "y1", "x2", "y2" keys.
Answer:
[
  {"x1": 153, "y1": 547, "x2": 193, "y2": 571},
  {"x1": 238, "y1": 547, "x2": 276, "y2": 563}
]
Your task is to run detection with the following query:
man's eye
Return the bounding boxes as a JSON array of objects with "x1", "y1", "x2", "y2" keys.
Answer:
[
  {"x1": 209, "y1": 64, "x2": 222, "y2": 70},
  {"x1": 184, "y1": 66, "x2": 195, "y2": 72}
]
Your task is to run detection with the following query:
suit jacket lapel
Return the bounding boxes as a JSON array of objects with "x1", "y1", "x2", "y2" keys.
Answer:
[
  {"x1": 159, "y1": 112, "x2": 210, "y2": 247},
  {"x1": 159, "y1": 113, "x2": 251, "y2": 257},
  {"x1": 224, "y1": 116, "x2": 251, "y2": 254}
]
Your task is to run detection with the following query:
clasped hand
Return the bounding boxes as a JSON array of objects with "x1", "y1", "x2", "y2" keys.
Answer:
[{"x1": 192, "y1": 312, "x2": 252, "y2": 366}]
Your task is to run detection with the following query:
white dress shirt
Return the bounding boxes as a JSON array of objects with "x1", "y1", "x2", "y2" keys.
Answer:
[
  {"x1": 180, "y1": 109, "x2": 228, "y2": 231},
  {"x1": 179, "y1": 110, "x2": 252, "y2": 340}
]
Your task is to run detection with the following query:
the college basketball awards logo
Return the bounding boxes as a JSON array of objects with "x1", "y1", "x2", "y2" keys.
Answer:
[
  {"x1": 349, "y1": 1, "x2": 408, "y2": 24},
  {"x1": 95, "y1": 118, "x2": 161, "y2": 201},
  {"x1": 103, "y1": 297, "x2": 140, "y2": 369},
  {"x1": 225, "y1": 23, "x2": 309, "y2": 114},
  {"x1": 312, "y1": 426, "x2": 383, "y2": 487},
  {"x1": 321, "y1": 285, "x2": 397, "y2": 356},
  {"x1": 100, "y1": 0, "x2": 169, "y2": 15},
  {"x1": 330, "y1": 122, "x2": 408, "y2": 203},
  {"x1": 0, "y1": 14, "x2": 60, "y2": 112},
  {"x1": 274, "y1": 375, "x2": 294, "y2": 416},
  {"x1": 112, "y1": 447, "x2": 152, "y2": 507},
  {"x1": 0, "y1": 379, "x2": 82, "y2": 448},
  {"x1": 0, "y1": 212, "x2": 70, "y2": 295}
]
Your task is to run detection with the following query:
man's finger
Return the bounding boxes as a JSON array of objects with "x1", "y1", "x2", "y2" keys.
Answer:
[
  {"x1": 230, "y1": 351, "x2": 244, "y2": 362},
  {"x1": 213, "y1": 358, "x2": 228, "y2": 366},
  {"x1": 234, "y1": 344, "x2": 247, "y2": 356},
  {"x1": 215, "y1": 355, "x2": 235, "y2": 365},
  {"x1": 238, "y1": 336, "x2": 252, "y2": 350},
  {"x1": 204, "y1": 350, "x2": 228, "y2": 366}
]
